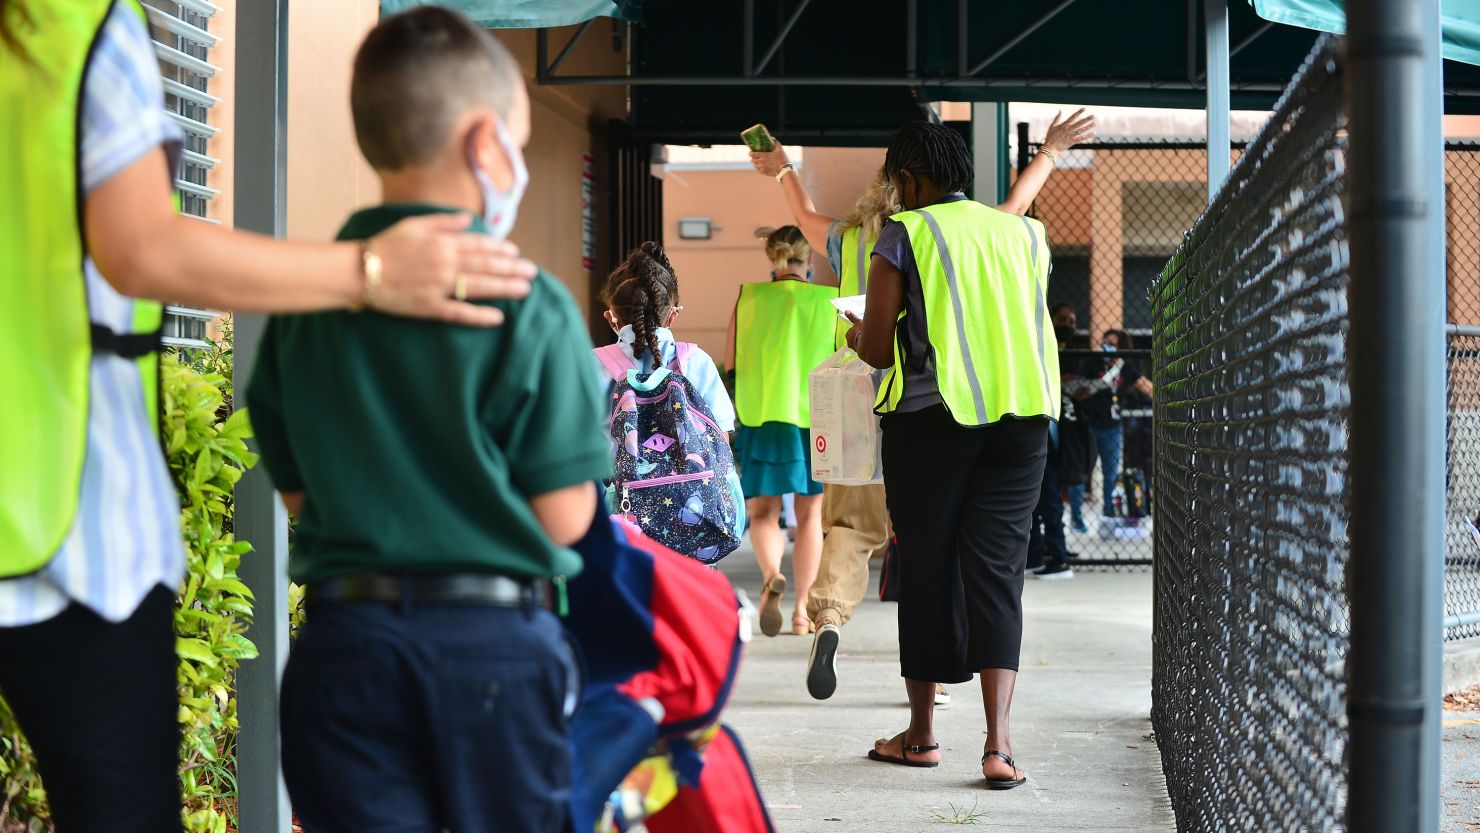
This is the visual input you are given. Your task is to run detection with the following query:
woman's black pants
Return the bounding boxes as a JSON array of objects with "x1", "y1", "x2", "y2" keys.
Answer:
[{"x1": 882, "y1": 406, "x2": 1048, "y2": 684}]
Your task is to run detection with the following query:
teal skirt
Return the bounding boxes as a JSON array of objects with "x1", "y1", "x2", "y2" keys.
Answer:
[{"x1": 734, "y1": 422, "x2": 824, "y2": 498}]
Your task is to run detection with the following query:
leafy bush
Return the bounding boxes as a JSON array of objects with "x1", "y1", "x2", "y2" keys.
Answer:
[{"x1": 0, "y1": 352, "x2": 259, "y2": 833}]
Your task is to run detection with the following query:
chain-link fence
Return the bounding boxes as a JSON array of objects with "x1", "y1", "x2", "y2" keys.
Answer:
[
  {"x1": 1449, "y1": 326, "x2": 1480, "y2": 640},
  {"x1": 1444, "y1": 144, "x2": 1480, "y2": 640},
  {"x1": 1149, "y1": 39, "x2": 1350, "y2": 830},
  {"x1": 1022, "y1": 139, "x2": 1217, "y2": 568}
]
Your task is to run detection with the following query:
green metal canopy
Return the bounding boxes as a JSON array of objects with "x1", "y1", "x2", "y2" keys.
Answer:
[
  {"x1": 520, "y1": 0, "x2": 1480, "y2": 146},
  {"x1": 1251, "y1": 0, "x2": 1480, "y2": 65},
  {"x1": 380, "y1": 0, "x2": 641, "y2": 29}
]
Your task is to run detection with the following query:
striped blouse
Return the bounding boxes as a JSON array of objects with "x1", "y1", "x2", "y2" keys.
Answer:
[{"x1": 0, "y1": 2, "x2": 187, "y2": 626}]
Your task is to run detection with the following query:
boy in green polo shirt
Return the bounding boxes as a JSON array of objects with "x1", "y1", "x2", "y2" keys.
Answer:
[{"x1": 244, "y1": 8, "x2": 611, "y2": 832}]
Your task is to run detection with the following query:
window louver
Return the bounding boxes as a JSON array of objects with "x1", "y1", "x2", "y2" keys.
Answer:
[{"x1": 144, "y1": 0, "x2": 221, "y2": 349}]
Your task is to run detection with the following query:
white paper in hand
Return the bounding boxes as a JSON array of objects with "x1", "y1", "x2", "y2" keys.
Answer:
[{"x1": 830, "y1": 294, "x2": 867, "y2": 322}]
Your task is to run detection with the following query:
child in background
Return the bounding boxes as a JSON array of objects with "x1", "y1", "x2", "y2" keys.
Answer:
[
  {"x1": 594, "y1": 244, "x2": 743, "y2": 561},
  {"x1": 246, "y1": 9, "x2": 610, "y2": 832},
  {"x1": 596, "y1": 242, "x2": 736, "y2": 434}
]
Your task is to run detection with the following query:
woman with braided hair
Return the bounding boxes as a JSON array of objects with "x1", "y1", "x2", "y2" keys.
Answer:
[
  {"x1": 723, "y1": 226, "x2": 837, "y2": 638},
  {"x1": 844, "y1": 120, "x2": 1063, "y2": 789},
  {"x1": 596, "y1": 242, "x2": 736, "y2": 435},
  {"x1": 746, "y1": 113, "x2": 1093, "y2": 702}
]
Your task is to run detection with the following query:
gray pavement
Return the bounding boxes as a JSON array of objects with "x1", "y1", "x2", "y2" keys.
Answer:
[
  {"x1": 717, "y1": 548, "x2": 1175, "y2": 832},
  {"x1": 1444, "y1": 709, "x2": 1480, "y2": 832}
]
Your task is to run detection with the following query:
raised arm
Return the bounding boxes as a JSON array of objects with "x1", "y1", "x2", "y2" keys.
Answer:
[
  {"x1": 749, "y1": 142, "x2": 836, "y2": 250},
  {"x1": 997, "y1": 109, "x2": 1096, "y2": 216}
]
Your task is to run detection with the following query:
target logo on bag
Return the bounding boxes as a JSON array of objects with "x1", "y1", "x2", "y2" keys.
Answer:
[{"x1": 815, "y1": 435, "x2": 827, "y2": 454}]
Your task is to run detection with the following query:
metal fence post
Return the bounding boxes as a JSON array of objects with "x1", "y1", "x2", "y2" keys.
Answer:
[
  {"x1": 1345, "y1": 0, "x2": 1446, "y2": 830},
  {"x1": 232, "y1": 1, "x2": 291, "y2": 831},
  {"x1": 1203, "y1": 0, "x2": 1230, "y2": 201}
]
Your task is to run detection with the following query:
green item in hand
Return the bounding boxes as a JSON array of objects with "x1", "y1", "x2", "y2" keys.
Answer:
[{"x1": 741, "y1": 124, "x2": 775, "y2": 152}]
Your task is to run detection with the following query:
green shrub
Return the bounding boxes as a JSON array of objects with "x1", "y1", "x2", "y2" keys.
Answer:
[{"x1": 0, "y1": 353, "x2": 259, "y2": 833}]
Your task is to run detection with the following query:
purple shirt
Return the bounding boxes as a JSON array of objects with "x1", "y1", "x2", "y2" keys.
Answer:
[{"x1": 870, "y1": 194, "x2": 973, "y2": 413}]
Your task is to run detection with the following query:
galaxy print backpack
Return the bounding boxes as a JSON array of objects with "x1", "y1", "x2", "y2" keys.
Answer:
[{"x1": 597, "y1": 346, "x2": 744, "y2": 564}]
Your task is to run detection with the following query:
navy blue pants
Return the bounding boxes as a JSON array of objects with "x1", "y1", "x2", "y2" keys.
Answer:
[
  {"x1": 1028, "y1": 461, "x2": 1070, "y2": 569},
  {"x1": 281, "y1": 598, "x2": 577, "y2": 833}
]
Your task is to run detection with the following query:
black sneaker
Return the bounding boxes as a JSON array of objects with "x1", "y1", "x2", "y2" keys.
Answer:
[
  {"x1": 1032, "y1": 563, "x2": 1075, "y2": 581},
  {"x1": 807, "y1": 623, "x2": 840, "y2": 700}
]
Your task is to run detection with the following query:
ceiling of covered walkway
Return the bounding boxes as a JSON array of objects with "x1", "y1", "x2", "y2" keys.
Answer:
[{"x1": 527, "y1": 0, "x2": 1480, "y2": 145}]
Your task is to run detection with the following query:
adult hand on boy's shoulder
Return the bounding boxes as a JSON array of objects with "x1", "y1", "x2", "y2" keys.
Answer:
[{"x1": 370, "y1": 213, "x2": 538, "y2": 327}]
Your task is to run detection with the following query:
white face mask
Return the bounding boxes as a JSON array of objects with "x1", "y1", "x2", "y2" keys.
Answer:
[{"x1": 467, "y1": 118, "x2": 529, "y2": 242}]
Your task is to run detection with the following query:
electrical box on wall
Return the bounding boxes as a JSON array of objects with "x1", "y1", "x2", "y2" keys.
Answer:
[{"x1": 678, "y1": 217, "x2": 713, "y2": 239}]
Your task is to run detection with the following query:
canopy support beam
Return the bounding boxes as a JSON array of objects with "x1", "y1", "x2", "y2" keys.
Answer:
[
  {"x1": 1345, "y1": 0, "x2": 1446, "y2": 830},
  {"x1": 753, "y1": 0, "x2": 812, "y2": 76},
  {"x1": 1204, "y1": 0, "x2": 1230, "y2": 201},
  {"x1": 232, "y1": 1, "x2": 291, "y2": 832},
  {"x1": 965, "y1": 0, "x2": 1079, "y2": 78},
  {"x1": 546, "y1": 20, "x2": 596, "y2": 79}
]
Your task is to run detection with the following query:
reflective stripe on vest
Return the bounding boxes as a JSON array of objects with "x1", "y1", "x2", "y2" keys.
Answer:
[
  {"x1": 735, "y1": 280, "x2": 839, "y2": 428},
  {"x1": 835, "y1": 225, "x2": 875, "y2": 350},
  {"x1": 0, "y1": 0, "x2": 164, "y2": 578},
  {"x1": 875, "y1": 200, "x2": 1060, "y2": 426}
]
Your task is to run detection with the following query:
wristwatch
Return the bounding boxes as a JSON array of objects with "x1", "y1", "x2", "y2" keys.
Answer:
[{"x1": 776, "y1": 163, "x2": 797, "y2": 182}]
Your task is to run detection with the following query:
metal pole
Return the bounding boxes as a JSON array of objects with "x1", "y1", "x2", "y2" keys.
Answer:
[
  {"x1": 1203, "y1": 0, "x2": 1229, "y2": 202},
  {"x1": 232, "y1": 0, "x2": 291, "y2": 831},
  {"x1": 1017, "y1": 121, "x2": 1031, "y2": 174},
  {"x1": 971, "y1": 102, "x2": 1001, "y2": 204},
  {"x1": 1345, "y1": 0, "x2": 1445, "y2": 830},
  {"x1": 995, "y1": 102, "x2": 1009, "y2": 204}
]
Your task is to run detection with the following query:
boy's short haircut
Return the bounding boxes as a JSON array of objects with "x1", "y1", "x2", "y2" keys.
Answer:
[{"x1": 350, "y1": 7, "x2": 521, "y2": 171}]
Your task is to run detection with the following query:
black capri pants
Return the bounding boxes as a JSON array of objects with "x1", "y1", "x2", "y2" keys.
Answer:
[{"x1": 882, "y1": 405, "x2": 1048, "y2": 683}]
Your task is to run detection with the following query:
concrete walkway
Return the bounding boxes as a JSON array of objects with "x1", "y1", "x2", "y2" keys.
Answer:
[{"x1": 717, "y1": 550, "x2": 1175, "y2": 832}]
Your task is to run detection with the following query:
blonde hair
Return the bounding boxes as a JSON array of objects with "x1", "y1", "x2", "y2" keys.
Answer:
[
  {"x1": 840, "y1": 168, "x2": 901, "y2": 239},
  {"x1": 757, "y1": 225, "x2": 813, "y2": 273}
]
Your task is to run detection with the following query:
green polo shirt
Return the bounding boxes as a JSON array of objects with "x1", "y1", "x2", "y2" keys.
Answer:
[{"x1": 246, "y1": 203, "x2": 612, "y2": 583}]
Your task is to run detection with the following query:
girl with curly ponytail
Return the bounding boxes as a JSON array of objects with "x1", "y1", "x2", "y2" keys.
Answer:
[{"x1": 595, "y1": 242, "x2": 736, "y2": 433}]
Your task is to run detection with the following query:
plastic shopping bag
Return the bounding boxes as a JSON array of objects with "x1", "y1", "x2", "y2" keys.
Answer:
[{"x1": 808, "y1": 348, "x2": 883, "y2": 485}]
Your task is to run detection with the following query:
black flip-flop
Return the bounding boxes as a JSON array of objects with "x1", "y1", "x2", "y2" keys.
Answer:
[
  {"x1": 982, "y1": 749, "x2": 1028, "y2": 789},
  {"x1": 867, "y1": 740, "x2": 940, "y2": 768}
]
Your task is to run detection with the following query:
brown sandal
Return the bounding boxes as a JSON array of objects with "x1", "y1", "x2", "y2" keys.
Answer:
[{"x1": 758, "y1": 574, "x2": 786, "y2": 637}]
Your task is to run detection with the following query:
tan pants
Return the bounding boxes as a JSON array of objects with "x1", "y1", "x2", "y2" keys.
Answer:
[{"x1": 806, "y1": 482, "x2": 890, "y2": 625}]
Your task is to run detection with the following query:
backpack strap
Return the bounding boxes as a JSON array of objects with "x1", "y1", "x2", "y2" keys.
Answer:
[
  {"x1": 670, "y1": 342, "x2": 696, "y2": 375},
  {"x1": 595, "y1": 344, "x2": 637, "y2": 381}
]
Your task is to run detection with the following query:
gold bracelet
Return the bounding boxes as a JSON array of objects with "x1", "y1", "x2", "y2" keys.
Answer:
[
  {"x1": 354, "y1": 242, "x2": 382, "y2": 312},
  {"x1": 1038, "y1": 148, "x2": 1058, "y2": 165}
]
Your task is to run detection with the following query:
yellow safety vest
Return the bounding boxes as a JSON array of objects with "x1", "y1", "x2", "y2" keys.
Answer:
[
  {"x1": 734, "y1": 280, "x2": 838, "y2": 428},
  {"x1": 876, "y1": 200, "x2": 1059, "y2": 426},
  {"x1": 834, "y1": 224, "x2": 875, "y2": 350},
  {"x1": 0, "y1": 0, "x2": 165, "y2": 578}
]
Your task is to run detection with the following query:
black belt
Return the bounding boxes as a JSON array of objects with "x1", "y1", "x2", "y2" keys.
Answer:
[{"x1": 306, "y1": 573, "x2": 552, "y2": 610}]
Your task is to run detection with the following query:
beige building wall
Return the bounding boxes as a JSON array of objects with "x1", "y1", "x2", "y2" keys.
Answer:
[
  {"x1": 661, "y1": 147, "x2": 883, "y2": 359},
  {"x1": 277, "y1": 5, "x2": 624, "y2": 311}
]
